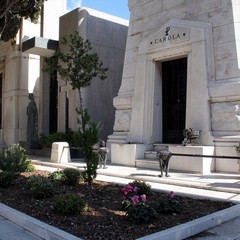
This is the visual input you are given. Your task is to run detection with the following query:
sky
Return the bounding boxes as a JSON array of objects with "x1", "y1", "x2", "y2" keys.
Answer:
[{"x1": 67, "y1": 0, "x2": 130, "y2": 20}]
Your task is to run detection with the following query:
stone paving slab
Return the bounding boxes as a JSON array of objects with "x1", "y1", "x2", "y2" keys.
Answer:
[
  {"x1": 0, "y1": 214, "x2": 43, "y2": 240},
  {"x1": 31, "y1": 157, "x2": 240, "y2": 195}
]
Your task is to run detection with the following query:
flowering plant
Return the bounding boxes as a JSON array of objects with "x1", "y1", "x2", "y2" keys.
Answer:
[
  {"x1": 157, "y1": 191, "x2": 182, "y2": 214},
  {"x1": 121, "y1": 181, "x2": 157, "y2": 223},
  {"x1": 121, "y1": 183, "x2": 148, "y2": 209}
]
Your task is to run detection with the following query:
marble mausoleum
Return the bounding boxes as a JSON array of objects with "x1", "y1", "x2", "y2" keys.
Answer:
[{"x1": 108, "y1": 0, "x2": 240, "y2": 173}]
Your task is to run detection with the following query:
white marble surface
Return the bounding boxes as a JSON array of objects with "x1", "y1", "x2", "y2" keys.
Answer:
[{"x1": 109, "y1": 0, "x2": 240, "y2": 173}]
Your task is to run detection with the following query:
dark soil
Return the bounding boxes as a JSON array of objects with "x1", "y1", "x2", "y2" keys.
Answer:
[{"x1": 0, "y1": 170, "x2": 234, "y2": 240}]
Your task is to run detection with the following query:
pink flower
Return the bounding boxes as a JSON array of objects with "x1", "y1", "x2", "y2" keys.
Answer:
[
  {"x1": 133, "y1": 186, "x2": 139, "y2": 193},
  {"x1": 121, "y1": 187, "x2": 128, "y2": 195},
  {"x1": 131, "y1": 195, "x2": 139, "y2": 205},
  {"x1": 169, "y1": 191, "x2": 175, "y2": 199},
  {"x1": 127, "y1": 185, "x2": 133, "y2": 192},
  {"x1": 141, "y1": 194, "x2": 147, "y2": 202}
]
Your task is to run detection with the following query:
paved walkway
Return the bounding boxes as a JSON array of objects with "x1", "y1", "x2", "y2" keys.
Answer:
[
  {"x1": 31, "y1": 156, "x2": 240, "y2": 202},
  {"x1": 0, "y1": 215, "x2": 43, "y2": 240},
  {"x1": 0, "y1": 156, "x2": 240, "y2": 240}
]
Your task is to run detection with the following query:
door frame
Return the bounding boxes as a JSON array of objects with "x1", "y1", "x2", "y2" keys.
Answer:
[
  {"x1": 129, "y1": 19, "x2": 214, "y2": 145},
  {"x1": 162, "y1": 57, "x2": 187, "y2": 143},
  {"x1": 151, "y1": 52, "x2": 189, "y2": 144}
]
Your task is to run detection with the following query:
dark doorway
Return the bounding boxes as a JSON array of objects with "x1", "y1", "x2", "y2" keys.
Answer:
[
  {"x1": 49, "y1": 71, "x2": 58, "y2": 133},
  {"x1": 0, "y1": 73, "x2": 2, "y2": 129},
  {"x1": 162, "y1": 57, "x2": 187, "y2": 143}
]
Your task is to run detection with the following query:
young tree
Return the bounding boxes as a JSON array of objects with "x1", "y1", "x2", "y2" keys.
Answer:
[
  {"x1": 45, "y1": 32, "x2": 107, "y2": 185},
  {"x1": 0, "y1": 0, "x2": 46, "y2": 42}
]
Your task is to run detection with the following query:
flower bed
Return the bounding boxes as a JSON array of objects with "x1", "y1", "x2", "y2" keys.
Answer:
[{"x1": 0, "y1": 170, "x2": 234, "y2": 240}]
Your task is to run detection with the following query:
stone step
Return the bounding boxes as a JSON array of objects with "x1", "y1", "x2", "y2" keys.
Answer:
[
  {"x1": 144, "y1": 144, "x2": 171, "y2": 160},
  {"x1": 144, "y1": 151, "x2": 158, "y2": 159},
  {"x1": 135, "y1": 158, "x2": 159, "y2": 170},
  {"x1": 153, "y1": 143, "x2": 169, "y2": 151}
]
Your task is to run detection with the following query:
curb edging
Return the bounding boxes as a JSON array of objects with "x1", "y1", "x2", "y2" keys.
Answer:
[
  {"x1": 0, "y1": 203, "x2": 82, "y2": 240},
  {"x1": 137, "y1": 204, "x2": 240, "y2": 240}
]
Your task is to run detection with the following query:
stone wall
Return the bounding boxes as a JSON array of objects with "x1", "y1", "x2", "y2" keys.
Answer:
[
  {"x1": 110, "y1": 0, "x2": 240, "y2": 143},
  {"x1": 109, "y1": 0, "x2": 240, "y2": 172},
  {"x1": 0, "y1": 0, "x2": 67, "y2": 146}
]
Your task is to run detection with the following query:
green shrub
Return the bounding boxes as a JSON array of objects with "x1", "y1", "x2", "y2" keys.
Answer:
[
  {"x1": 26, "y1": 163, "x2": 35, "y2": 172},
  {"x1": 157, "y1": 191, "x2": 182, "y2": 214},
  {"x1": 0, "y1": 171, "x2": 16, "y2": 187},
  {"x1": 126, "y1": 203, "x2": 157, "y2": 224},
  {"x1": 27, "y1": 176, "x2": 54, "y2": 199},
  {"x1": 129, "y1": 180, "x2": 151, "y2": 195},
  {"x1": 63, "y1": 168, "x2": 82, "y2": 185},
  {"x1": 39, "y1": 129, "x2": 74, "y2": 148},
  {"x1": 76, "y1": 109, "x2": 100, "y2": 185},
  {"x1": 0, "y1": 144, "x2": 31, "y2": 173},
  {"x1": 54, "y1": 193, "x2": 88, "y2": 215},
  {"x1": 48, "y1": 170, "x2": 65, "y2": 180}
]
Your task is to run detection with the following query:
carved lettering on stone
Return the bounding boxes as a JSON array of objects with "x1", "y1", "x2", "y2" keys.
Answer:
[{"x1": 149, "y1": 26, "x2": 190, "y2": 49}]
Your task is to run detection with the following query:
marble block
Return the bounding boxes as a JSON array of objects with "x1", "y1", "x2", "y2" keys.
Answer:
[{"x1": 50, "y1": 142, "x2": 71, "y2": 163}]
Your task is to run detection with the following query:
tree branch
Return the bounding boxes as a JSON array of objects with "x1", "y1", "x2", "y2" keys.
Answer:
[
  {"x1": 0, "y1": 0, "x2": 19, "y2": 19},
  {"x1": 0, "y1": 0, "x2": 46, "y2": 41}
]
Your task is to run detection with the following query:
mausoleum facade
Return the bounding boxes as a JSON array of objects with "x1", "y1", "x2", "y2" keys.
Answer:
[
  {"x1": 0, "y1": 0, "x2": 66, "y2": 146},
  {"x1": 108, "y1": 0, "x2": 240, "y2": 173}
]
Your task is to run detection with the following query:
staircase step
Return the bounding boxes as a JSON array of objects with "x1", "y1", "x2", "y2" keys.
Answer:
[
  {"x1": 153, "y1": 143, "x2": 169, "y2": 151},
  {"x1": 135, "y1": 159, "x2": 159, "y2": 170},
  {"x1": 144, "y1": 151, "x2": 158, "y2": 159},
  {"x1": 135, "y1": 143, "x2": 172, "y2": 170}
]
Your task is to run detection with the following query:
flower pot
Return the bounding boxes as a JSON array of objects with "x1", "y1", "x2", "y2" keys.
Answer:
[{"x1": 187, "y1": 130, "x2": 200, "y2": 140}]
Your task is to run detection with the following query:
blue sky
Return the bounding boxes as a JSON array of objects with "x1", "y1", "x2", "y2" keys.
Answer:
[{"x1": 67, "y1": 0, "x2": 130, "y2": 20}]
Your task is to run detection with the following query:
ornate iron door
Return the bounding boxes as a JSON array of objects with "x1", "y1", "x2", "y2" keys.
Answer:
[{"x1": 162, "y1": 58, "x2": 187, "y2": 143}]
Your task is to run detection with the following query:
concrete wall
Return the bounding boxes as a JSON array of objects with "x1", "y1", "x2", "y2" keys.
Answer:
[
  {"x1": 58, "y1": 8, "x2": 128, "y2": 141},
  {"x1": 42, "y1": 0, "x2": 67, "y2": 40}
]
